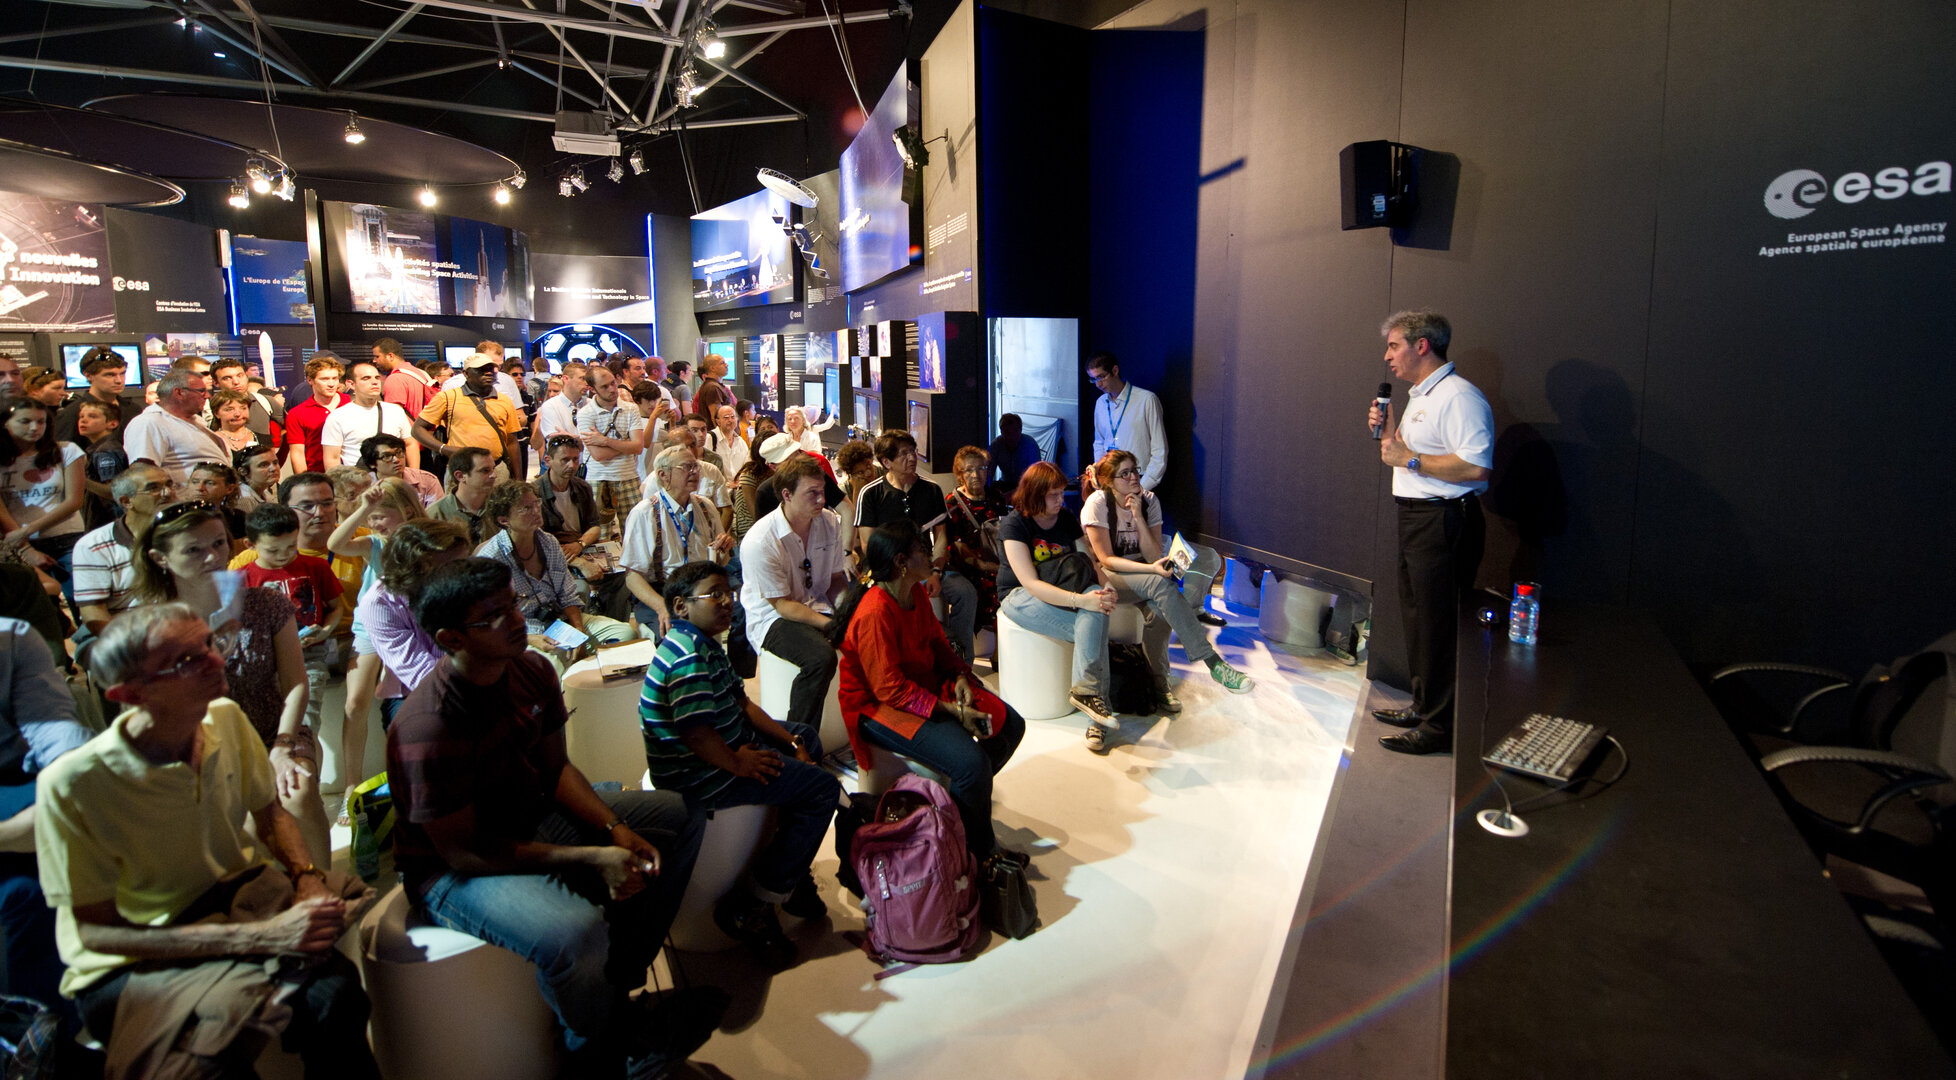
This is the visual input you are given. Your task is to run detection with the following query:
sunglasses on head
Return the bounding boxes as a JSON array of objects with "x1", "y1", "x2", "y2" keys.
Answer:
[{"x1": 152, "y1": 500, "x2": 218, "y2": 527}]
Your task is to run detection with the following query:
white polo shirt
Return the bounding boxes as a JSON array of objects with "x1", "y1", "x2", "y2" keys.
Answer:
[
  {"x1": 122, "y1": 404, "x2": 229, "y2": 486},
  {"x1": 318, "y1": 399, "x2": 414, "y2": 465},
  {"x1": 739, "y1": 506, "x2": 847, "y2": 649},
  {"x1": 1392, "y1": 362, "x2": 1494, "y2": 499}
]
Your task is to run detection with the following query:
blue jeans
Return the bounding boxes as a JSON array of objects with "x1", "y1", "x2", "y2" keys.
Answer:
[
  {"x1": 859, "y1": 704, "x2": 1026, "y2": 857},
  {"x1": 939, "y1": 569, "x2": 979, "y2": 661},
  {"x1": 999, "y1": 587, "x2": 1110, "y2": 697},
  {"x1": 1109, "y1": 570, "x2": 1220, "y2": 688},
  {"x1": 684, "y1": 722, "x2": 842, "y2": 900},
  {"x1": 0, "y1": 853, "x2": 74, "y2": 1029},
  {"x1": 416, "y1": 790, "x2": 702, "y2": 1054}
]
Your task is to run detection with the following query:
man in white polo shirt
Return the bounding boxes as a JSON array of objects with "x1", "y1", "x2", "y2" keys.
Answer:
[
  {"x1": 576, "y1": 365, "x2": 647, "y2": 539},
  {"x1": 1368, "y1": 310, "x2": 1494, "y2": 756},
  {"x1": 122, "y1": 365, "x2": 229, "y2": 486},
  {"x1": 738, "y1": 455, "x2": 850, "y2": 734},
  {"x1": 320, "y1": 358, "x2": 416, "y2": 469}
]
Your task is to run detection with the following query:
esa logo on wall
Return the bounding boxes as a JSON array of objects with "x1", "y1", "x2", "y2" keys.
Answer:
[{"x1": 1763, "y1": 161, "x2": 1950, "y2": 220}]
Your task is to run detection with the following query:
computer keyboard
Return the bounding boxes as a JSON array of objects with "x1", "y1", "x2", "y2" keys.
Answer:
[{"x1": 1483, "y1": 713, "x2": 1608, "y2": 784}]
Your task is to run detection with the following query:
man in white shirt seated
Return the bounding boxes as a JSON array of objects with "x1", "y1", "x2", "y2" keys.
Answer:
[
  {"x1": 320, "y1": 358, "x2": 417, "y2": 469},
  {"x1": 122, "y1": 366, "x2": 229, "y2": 486},
  {"x1": 737, "y1": 456, "x2": 850, "y2": 734},
  {"x1": 623, "y1": 445, "x2": 734, "y2": 634}
]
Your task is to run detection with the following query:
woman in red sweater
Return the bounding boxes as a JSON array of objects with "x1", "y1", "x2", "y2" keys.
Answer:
[{"x1": 831, "y1": 519, "x2": 1026, "y2": 860}]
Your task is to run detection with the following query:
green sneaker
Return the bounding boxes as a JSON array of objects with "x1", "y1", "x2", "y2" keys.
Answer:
[{"x1": 1208, "y1": 658, "x2": 1255, "y2": 694}]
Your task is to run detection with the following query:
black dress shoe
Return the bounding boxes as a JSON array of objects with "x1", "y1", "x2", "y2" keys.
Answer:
[
  {"x1": 1196, "y1": 610, "x2": 1227, "y2": 627},
  {"x1": 1372, "y1": 707, "x2": 1421, "y2": 727},
  {"x1": 1380, "y1": 727, "x2": 1452, "y2": 755}
]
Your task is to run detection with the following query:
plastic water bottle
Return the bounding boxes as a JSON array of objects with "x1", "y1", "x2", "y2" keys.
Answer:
[{"x1": 1509, "y1": 582, "x2": 1539, "y2": 646}]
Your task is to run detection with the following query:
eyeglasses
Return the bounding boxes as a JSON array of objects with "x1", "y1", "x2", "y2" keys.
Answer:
[
  {"x1": 1113, "y1": 468, "x2": 1141, "y2": 480},
  {"x1": 465, "y1": 604, "x2": 525, "y2": 631},
  {"x1": 288, "y1": 499, "x2": 335, "y2": 516},
  {"x1": 663, "y1": 464, "x2": 701, "y2": 477},
  {"x1": 375, "y1": 451, "x2": 404, "y2": 463},
  {"x1": 684, "y1": 587, "x2": 733, "y2": 603},
  {"x1": 145, "y1": 635, "x2": 222, "y2": 681}
]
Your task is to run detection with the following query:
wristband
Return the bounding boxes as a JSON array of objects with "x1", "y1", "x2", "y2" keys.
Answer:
[
  {"x1": 290, "y1": 862, "x2": 326, "y2": 882},
  {"x1": 603, "y1": 818, "x2": 627, "y2": 833}
]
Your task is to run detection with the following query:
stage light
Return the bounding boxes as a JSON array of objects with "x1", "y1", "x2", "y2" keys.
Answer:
[
  {"x1": 508, "y1": 168, "x2": 527, "y2": 190},
  {"x1": 493, "y1": 183, "x2": 511, "y2": 205},
  {"x1": 227, "y1": 180, "x2": 250, "y2": 209},
  {"x1": 568, "y1": 169, "x2": 588, "y2": 193},
  {"x1": 272, "y1": 171, "x2": 295, "y2": 201},
  {"x1": 418, "y1": 186, "x2": 437, "y2": 207},
  {"x1": 559, "y1": 175, "x2": 575, "y2": 197},
  {"x1": 246, "y1": 159, "x2": 273, "y2": 194},
  {"x1": 628, "y1": 147, "x2": 646, "y2": 175},
  {"x1": 344, "y1": 116, "x2": 366, "y2": 144},
  {"x1": 676, "y1": 67, "x2": 702, "y2": 108},
  {"x1": 607, "y1": 158, "x2": 625, "y2": 183},
  {"x1": 698, "y1": 22, "x2": 726, "y2": 60}
]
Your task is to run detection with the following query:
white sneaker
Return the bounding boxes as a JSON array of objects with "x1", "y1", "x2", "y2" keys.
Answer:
[{"x1": 1084, "y1": 723, "x2": 1109, "y2": 754}]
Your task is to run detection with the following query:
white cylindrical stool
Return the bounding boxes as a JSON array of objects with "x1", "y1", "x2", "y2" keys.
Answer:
[
  {"x1": 756, "y1": 648, "x2": 847, "y2": 759},
  {"x1": 561, "y1": 640, "x2": 661, "y2": 788},
  {"x1": 1259, "y1": 575, "x2": 1337, "y2": 649},
  {"x1": 662, "y1": 801, "x2": 776, "y2": 952},
  {"x1": 360, "y1": 885, "x2": 561, "y2": 1080},
  {"x1": 1106, "y1": 604, "x2": 1145, "y2": 645},
  {"x1": 857, "y1": 743, "x2": 952, "y2": 797},
  {"x1": 995, "y1": 608, "x2": 1074, "y2": 721},
  {"x1": 1223, "y1": 558, "x2": 1264, "y2": 609}
]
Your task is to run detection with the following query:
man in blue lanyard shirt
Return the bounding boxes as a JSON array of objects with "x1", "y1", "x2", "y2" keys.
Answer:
[
  {"x1": 1368, "y1": 311, "x2": 1495, "y2": 755},
  {"x1": 1088, "y1": 352, "x2": 1168, "y2": 492}
]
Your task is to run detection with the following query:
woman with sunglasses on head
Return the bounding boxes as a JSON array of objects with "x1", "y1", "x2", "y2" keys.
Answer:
[
  {"x1": 359, "y1": 433, "x2": 441, "y2": 507},
  {"x1": 325, "y1": 477, "x2": 426, "y2": 822},
  {"x1": 476, "y1": 480, "x2": 636, "y2": 644},
  {"x1": 1, "y1": 396, "x2": 88, "y2": 596},
  {"x1": 831, "y1": 519, "x2": 1027, "y2": 865},
  {"x1": 1083, "y1": 450, "x2": 1253, "y2": 716},
  {"x1": 129, "y1": 501, "x2": 330, "y2": 863}
]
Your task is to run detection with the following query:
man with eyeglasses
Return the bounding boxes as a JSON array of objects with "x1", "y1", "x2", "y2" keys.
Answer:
[
  {"x1": 38, "y1": 605, "x2": 381, "y2": 1078},
  {"x1": 122, "y1": 365, "x2": 229, "y2": 487},
  {"x1": 1086, "y1": 351, "x2": 1167, "y2": 494},
  {"x1": 576, "y1": 366, "x2": 647, "y2": 541},
  {"x1": 623, "y1": 445, "x2": 732, "y2": 635},
  {"x1": 359, "y1": 434, "x2": 441, "y2": 507},
  {"x1": 71, "y1": 466, "x2": 176, "y2": 636},
  {"x1": 228, "y1": 473, "x2": 340, "y2": 573},
  {"x1": 387, "y1": 558, "x2": 722, "y2": 1078},
  {"x1": 639, "y1": 559, "x2": 839, "y2": 970},
  {"x1": 739, "y1": 455, "x2": 849, "y2": 735}
]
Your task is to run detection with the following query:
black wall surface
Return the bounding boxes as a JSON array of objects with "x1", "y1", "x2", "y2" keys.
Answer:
[{"x1": 1100, "y1": 0, "x2": 1956, "y2": 678}]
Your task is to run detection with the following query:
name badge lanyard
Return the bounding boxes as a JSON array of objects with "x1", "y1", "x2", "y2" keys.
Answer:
[
  {"x1": 1102, "y1": 385, "x2": 1133, "y2": 451},
  {"x1": 660, "y1": 490, "x2": 696, "y2": 556}
]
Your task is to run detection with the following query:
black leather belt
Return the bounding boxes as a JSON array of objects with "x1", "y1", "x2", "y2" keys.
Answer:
[{"x1": 1395, "y1": 493, "x2": 1481, "y2": 507}]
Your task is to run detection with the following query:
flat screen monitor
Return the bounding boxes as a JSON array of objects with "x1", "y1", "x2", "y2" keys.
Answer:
[
  {"x1": 704, "y1": 340, "x2": 738, "y2": 382},
  {"x1": 803, "y1": 380, "x2": 826, "y2": 418},
  {"x1": 690, "y1": 190, "x2": 795, "y2": 311},
  {"x1": 854, "y1": 391, "x2": 877, "y2": 433},
  {"x1": 825, "y1": 366, "x2": 842, "y2": 423},
  {"x1": 61, "y1": 343, "x2": 142, "y2": 388},
  {"x1": 839, "y1": 66, "x2": 924, "y2": 293},
  {"x1": 443, "y1": 345, "x2": 477, "y2": 369},
  {"x1": 907, "y1": 399, "x2": 932, "y2": 463}
]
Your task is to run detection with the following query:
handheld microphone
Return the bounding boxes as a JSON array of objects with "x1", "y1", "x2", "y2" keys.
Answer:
[{"x1": 1370, "y1": 383, "x2": 1392, "y2": 440}]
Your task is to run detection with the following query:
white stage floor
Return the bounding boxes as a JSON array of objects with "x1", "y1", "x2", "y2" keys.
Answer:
[{"x1": 327, "y1": 602, "x2": 1363, "y2": 1080}]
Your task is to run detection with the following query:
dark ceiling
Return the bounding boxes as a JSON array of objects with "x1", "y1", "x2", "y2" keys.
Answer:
[{"x1": 0, "y1": 0, "x2": 968, "y2": 246}]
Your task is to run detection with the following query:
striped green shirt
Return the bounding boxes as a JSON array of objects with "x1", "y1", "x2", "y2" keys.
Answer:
[{"x1": 639, "y1": 620, "x2": 749, "y2": 801}]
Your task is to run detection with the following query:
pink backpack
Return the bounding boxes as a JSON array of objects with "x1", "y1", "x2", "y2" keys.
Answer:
[{"x1": 848, "y1": 774, "x2": 985, "y2": 975}]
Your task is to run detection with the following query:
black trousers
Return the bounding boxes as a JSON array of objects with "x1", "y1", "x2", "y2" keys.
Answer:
[
  {"x1": 762, "y1": 619, "x2": 838, "y2": 732},
  {"x1": 1396, "y1": 495, "x2": 1485, "y2": 734}
]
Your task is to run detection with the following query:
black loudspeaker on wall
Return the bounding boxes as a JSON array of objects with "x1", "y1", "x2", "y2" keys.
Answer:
[{"x1": 1339, "y1": 140, "x2": 1420, "y2": 230}]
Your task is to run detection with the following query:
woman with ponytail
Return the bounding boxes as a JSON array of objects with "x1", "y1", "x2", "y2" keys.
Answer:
[{"x1": 831, "y1": 519, "x2": 1026, "y2": 862}]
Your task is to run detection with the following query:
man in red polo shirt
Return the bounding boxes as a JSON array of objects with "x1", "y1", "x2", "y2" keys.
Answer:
[{"x1": 284, "y1": 354, "x2": 347, "y2": 474}]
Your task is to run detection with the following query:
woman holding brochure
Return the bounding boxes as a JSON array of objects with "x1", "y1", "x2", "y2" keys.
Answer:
[{"x1": 1081, "y1": 450, "x2": 1254, "y2": 714}]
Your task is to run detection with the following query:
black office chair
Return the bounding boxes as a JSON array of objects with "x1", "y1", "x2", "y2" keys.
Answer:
[{"x1": 1717, "y1": 632, "x2": 1956, "y2": 937}]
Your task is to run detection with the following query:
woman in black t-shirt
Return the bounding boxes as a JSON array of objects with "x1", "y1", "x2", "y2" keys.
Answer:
[{"x1": 996, "y1": 462, "x2": 1122, "y2": 752}]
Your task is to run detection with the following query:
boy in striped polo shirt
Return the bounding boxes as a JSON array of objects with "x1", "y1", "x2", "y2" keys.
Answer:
[{"x1": 639, "y1": 560, "x2": 841, "y2": 970}]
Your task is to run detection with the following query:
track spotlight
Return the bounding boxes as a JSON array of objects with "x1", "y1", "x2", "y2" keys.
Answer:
[
  {"x1": 344, "y1": 115, "x2": 366, "y2": 144},
  {"x1": 418, "y1": 185, "x2": 437, "y2": 207},
  {"x1": 628, "y1": 147, "x2": 646, "y2": 175},
  {"x1": 569, "y1": 169, "x2": 588, "y2": 193},
  {"x1": 698, "y1": 22, "x2": 726, "y2": 60},
  {"x1": 227, "y1": 180, "x2": 250, "y2": 209},
  {"x1": 607, "y1": 158, "x2": 625, "y2": 183},
  {"x1": 559, "y1": 175, "x2": 575, "y2": 197},
  {"x1": 494, "y1": 183, "x2": 511, "y2": 205},
  {"x1": 273, "y1": 171, "x2": 295, "y2": 201},
  {"x1": 509, "y1": 168, "x2": 527, "y2": 190},
  {"x1": 676, "y1": 66, "x2": 702, "y2": 108},
  {"x1": 246, "y1": 158, "x2": 273, "y2": 194}
]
